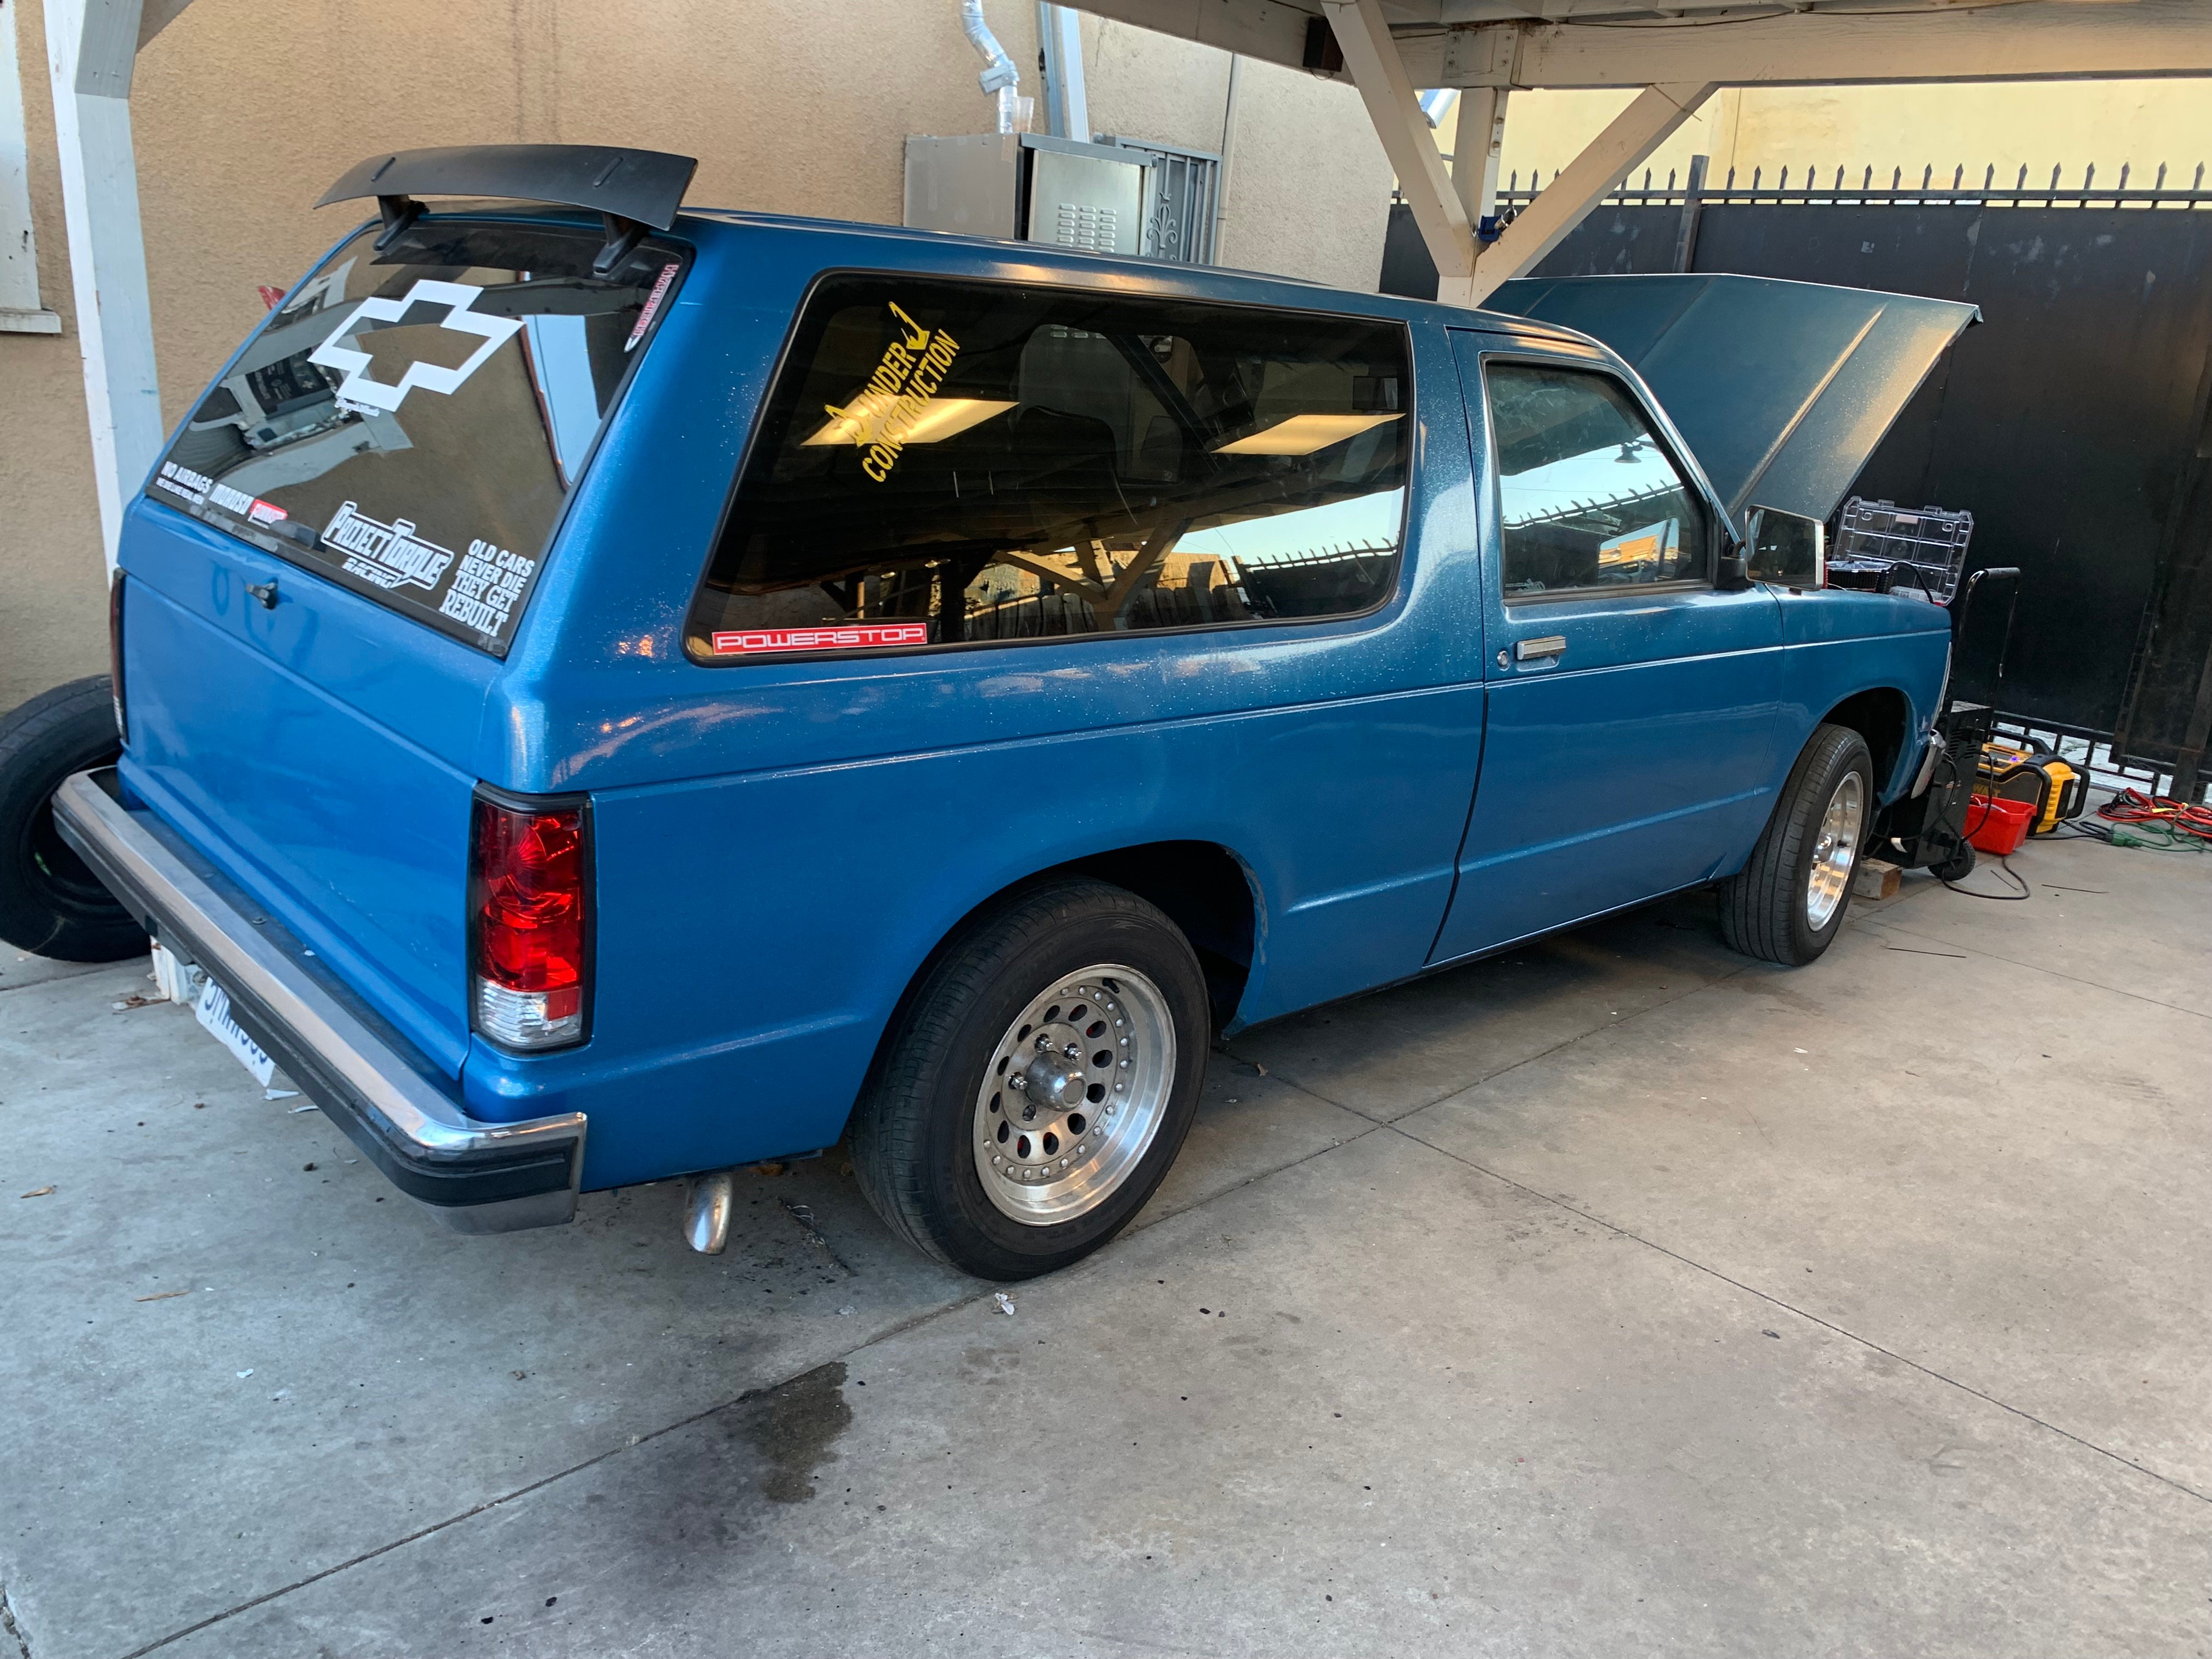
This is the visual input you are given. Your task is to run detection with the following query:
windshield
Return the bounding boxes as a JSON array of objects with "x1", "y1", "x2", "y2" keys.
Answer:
[{"x1": 149, "y1": 218, "x2": 684, "y2": 654}]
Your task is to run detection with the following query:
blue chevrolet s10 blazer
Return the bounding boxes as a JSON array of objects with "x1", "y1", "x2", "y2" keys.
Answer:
[{"x1": 32, "y1": 144, "x2": 1972, "y2": 1278}]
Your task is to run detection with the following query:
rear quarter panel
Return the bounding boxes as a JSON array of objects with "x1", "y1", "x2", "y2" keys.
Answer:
[{"x1": 464, "y1": 223, "x2": 1491, "y2": 1187}]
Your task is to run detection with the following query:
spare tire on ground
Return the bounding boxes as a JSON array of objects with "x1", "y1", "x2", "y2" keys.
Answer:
[{"x1": 0, "y1": 675, "x2": 145, "y2": 962}]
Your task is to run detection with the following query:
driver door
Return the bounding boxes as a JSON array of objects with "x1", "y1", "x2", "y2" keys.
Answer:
[{"x1": 1430, "y1": 333, "x2": 1786, "y2": 964}]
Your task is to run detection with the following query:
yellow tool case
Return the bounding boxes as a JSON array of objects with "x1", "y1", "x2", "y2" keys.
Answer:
[{"x1": 1978, "y1": 740, "x2": 2087, "y2": 835}]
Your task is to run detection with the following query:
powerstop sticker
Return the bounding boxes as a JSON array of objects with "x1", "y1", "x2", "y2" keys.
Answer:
[{"x1": 712, "y1": 624, "x2": 929, "y2": 656}]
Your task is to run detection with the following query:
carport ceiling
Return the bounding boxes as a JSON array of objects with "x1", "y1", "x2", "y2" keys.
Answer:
[
  {"x1": 1074, "y1": 0, "x2": 2212, "y2": 307},
  {"x1": 1078, "y1": 0, "x2": 2212, "y2": 86}
]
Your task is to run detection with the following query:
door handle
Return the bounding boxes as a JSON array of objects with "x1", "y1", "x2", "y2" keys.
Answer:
[{"x1": 1513, "y1": 635, "x2": 1567, "y2": 663}]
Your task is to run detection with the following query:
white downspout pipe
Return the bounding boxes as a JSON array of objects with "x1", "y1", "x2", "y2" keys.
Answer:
[{"x1": 960, "y1": 0, "x2": 1031, "y2": 135}]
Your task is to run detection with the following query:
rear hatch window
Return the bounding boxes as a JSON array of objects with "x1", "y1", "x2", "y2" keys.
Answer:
[{"x1": 149, "y1": 219, "x2": 684, "y2": 654}]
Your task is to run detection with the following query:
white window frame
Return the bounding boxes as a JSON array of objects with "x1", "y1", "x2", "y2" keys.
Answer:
[{"x1": 0, "y1": 0, "x2": 60, "y2": 332}]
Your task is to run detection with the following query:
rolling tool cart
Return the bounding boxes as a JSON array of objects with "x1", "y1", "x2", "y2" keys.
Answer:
[{"x1": 1882, "y1": 567, "x2": 2021, "y2": 879}]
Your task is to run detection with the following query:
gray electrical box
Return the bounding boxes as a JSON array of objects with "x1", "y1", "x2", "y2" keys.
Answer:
[{"x1": 904, "y1": 133, "x2": 1153, "y2": 258}]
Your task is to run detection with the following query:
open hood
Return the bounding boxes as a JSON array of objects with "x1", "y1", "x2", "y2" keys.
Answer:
[{"x1": 1484, "y1": 274, "x2": 1980, "y2": 527}]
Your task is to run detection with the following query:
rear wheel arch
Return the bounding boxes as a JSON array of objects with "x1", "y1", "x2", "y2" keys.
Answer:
[
  {"x1": 910, "y1": 840, "x2": 1260, "y2": 1038},
  {"x1": 1056, "y1": 840, "x2": 1259, "y2": 1034},
  {"x1": 843, "y1": 839, "x2": 1262, "y2": 1136}
]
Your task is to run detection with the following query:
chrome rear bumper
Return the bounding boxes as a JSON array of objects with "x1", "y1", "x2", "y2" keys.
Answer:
[{"x1": 52, "y1": 768, "x2": 584, "y2": 1232}]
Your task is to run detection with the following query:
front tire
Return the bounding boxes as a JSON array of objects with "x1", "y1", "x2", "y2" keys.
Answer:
[
  {"x1": 1719, "y1": 723, "x2": 1874, "y2": 967},
  {"x1": 0, "y1": 676, "x2": 143, "y2": 962},
  {"x1": 850, "y1": 878, "x2": 1209, "y2": 1280}
]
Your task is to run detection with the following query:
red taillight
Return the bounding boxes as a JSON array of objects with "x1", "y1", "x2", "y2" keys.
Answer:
[
  {"x1": 108, "y1": 572, "x2": 128, "y2": 746},
  {"x1": 469, "y1": 794, "x2": 590, "y2": 1050}
]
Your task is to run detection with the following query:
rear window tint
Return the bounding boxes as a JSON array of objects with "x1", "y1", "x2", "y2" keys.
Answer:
[
  {"x1": 150, "y1": 219, "x2": 684, "y2": 654},
  {"x1": 685, "y1": 275, "x2": 1408, "y2": 662}
]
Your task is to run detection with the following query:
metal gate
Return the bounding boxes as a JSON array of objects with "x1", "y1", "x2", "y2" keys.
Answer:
[{"x1": 1382, "y1": 167, "x2": 2212, "y2": 789}]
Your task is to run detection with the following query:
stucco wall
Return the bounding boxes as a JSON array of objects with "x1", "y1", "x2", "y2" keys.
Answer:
[{"x1": 0, "y1": 0, "x2": 1393, "y2": 710}]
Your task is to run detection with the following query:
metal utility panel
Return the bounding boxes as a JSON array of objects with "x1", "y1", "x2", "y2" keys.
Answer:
[
  {"x1": 1028, "y1": 144, "x2": 1143, "y2": 256},
  {"x1": 905, "y1": 133, "x2": 1145, "y2": 258},
  {"x1": 904, "y1": 135, "x2": 1023, "y2": 242}
]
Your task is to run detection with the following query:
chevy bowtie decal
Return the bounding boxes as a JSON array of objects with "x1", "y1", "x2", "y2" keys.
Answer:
[{"x1": 308, "y1": 279, "x2": 522, "y2": 415}]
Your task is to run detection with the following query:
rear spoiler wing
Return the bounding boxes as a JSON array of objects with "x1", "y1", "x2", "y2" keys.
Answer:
[{"x1": 319, "y1": 144, "x2": 698, "y2": 275}]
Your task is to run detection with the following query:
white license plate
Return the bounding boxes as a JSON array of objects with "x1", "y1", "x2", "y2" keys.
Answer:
[{"x1": 194, "y1": 975, "x2": 276, "y2": 1088}]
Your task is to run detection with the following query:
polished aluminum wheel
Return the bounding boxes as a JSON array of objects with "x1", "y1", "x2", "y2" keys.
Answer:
[
  {"x1": 972, "y1": 965, "x2": 1175, "y2": 1225},
  {"x1": 1805, "y1": 771, "x2": 1865, "y2": 929}
]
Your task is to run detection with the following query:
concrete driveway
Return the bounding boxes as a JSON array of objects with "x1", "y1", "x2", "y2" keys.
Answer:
[{"x1": 4, "y1": 834, "x2": 2208, "y2": 1658}]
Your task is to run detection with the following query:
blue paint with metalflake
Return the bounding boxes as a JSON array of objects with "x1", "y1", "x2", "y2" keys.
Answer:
[{"x1": 113, "y1": 208, "x2": 1951, "y2": 1194}]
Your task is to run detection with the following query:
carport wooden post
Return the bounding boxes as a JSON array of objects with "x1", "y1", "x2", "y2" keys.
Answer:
[
  {"x1": 1317, "y1": 1, "x2": 1712, "y2": 309},
  {"x1": 1321, "y1": 0, "x2": 1480, "y2": 304},
  {"x1": 1451, "y1": 84, "x2": 1509, "y2": 230},
  {"x1": 45, "y1": 0, "x2": 191, "y2": 574},
  {"x1": 1466, "y1": 81, "x2": 1717, "y2": 305}
]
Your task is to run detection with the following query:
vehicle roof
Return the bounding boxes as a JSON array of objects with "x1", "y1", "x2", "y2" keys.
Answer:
[
  {"x1": 674, "y1": 206, "x2": 1587, "y2": 340},
  {"x1": 387, "y1": 199, "x2": 1581, "y2": 348}
]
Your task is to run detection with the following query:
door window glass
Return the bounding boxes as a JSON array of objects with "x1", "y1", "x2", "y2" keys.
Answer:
[
  {"x1": 1484, "y1": 363, "x2": 1708, "y2": 598},
  {"x1": 685, "y1": 276, "x2": 1409, "y2": 661}
]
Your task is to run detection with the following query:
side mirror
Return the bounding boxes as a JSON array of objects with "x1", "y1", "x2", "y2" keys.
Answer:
[
  {"x1": 1716, "y1": 550, "x2": 1753, "y2": 592},
  {"x1": 1746, "y1": 509, "x2": 1825, "y2": 587}
]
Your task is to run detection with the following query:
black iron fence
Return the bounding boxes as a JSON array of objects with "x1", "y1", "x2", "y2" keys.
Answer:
[{"x1": 1381, "y1": 162, "x2": 2212, "y2": 795}]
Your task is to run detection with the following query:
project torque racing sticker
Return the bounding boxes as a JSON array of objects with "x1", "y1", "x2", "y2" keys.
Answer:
[
  {"x1": 307, "y1": 279, "x2": 524, "y2": 416},
  {"x1": 317, "y1": 504, "x2": 538, "y2": 642},
  {"x1": 322, "y1": 501, "x2": 456, "y2": 592},
  {"x1": 712, "y1": 623, "x2": 931, "y2": 656}
]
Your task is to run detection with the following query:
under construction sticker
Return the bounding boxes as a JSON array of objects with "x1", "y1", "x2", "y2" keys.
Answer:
[{"x1": 813, "y1": 302, "x2": 963, "y2": 484}]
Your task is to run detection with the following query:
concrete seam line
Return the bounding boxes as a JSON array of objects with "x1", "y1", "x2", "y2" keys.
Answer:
[
  {"x1": 0, "y1": 970, "x2": 109, "y2": 997},
  {"x1": 1864, "y1": 918, "x2": 2212, "y2": 1023},
  {"x1": 1385, "y1": 1119, "x2": 2212, "y2": 1510},
  {"x1": 1228, "y1": 962, "x2": 1751, "y2": 1127}
]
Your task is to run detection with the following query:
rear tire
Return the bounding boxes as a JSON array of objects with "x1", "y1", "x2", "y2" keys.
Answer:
[
  {"x1": 0, "y1": 676, "x2": 143, "y2": 962},
  {"x1": 1719, "y1": 722, "x2": 1875, "y2": 967},
  {"x1": 849, "y1": 878, "x2": 1209, "y2": 1280}
]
